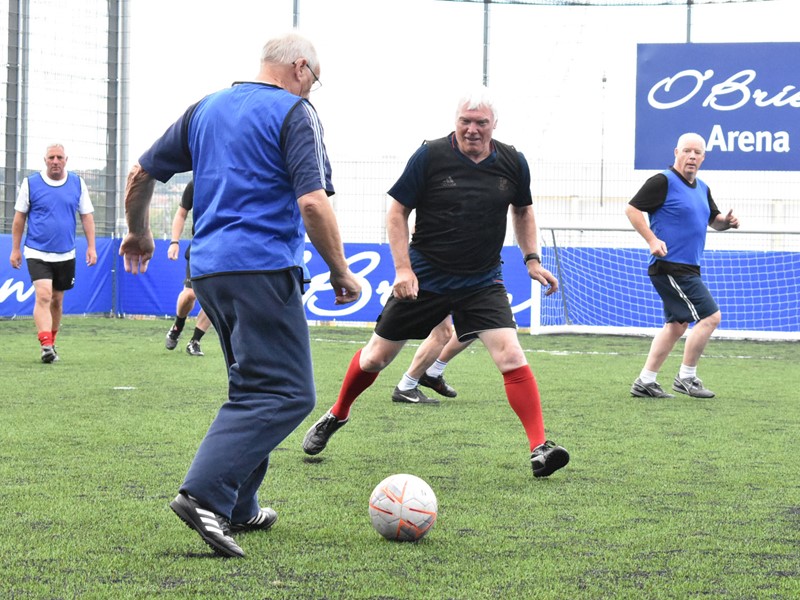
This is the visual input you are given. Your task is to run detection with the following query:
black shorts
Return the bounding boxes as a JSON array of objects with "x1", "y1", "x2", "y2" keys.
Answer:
[
  {"x1": 183, "y1": 246, "x2": 193, "y2": 288},
  {"x1": 183, "y1": 259, "x2": 193, "y2": 289},
  {"x1": 26, "y1": 258, "x2": 76, "y2": 291},
  {"x1": 374, "y1": 284, "x2": 516, "y2": 342}
]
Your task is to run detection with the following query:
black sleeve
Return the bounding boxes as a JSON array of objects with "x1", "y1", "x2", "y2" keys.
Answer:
[
  {"x1": 629, "y1": 173, "x2": 668, "y2": 213},
  {"x1": 180, "y1": 179, "x2": 194, "y2": 211},
  {"x1": 707, "y1": 188, "x2": 721, "y2": 225}
]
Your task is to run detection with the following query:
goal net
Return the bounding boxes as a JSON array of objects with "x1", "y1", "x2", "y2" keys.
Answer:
[{"x1": 533, "y1": 227, "x2": 800, "y2": 340}]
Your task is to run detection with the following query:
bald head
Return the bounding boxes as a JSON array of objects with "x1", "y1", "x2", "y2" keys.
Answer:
[{"x1": 673, "y1": 132, "x2": 705, "y2": 183}]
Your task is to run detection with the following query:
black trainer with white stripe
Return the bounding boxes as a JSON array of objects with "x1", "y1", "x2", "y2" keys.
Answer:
[
  {"x1": 169, "y1": 492, "x2": 244, "y2": 558},
  {"x1": 229, "y1": 507, "x2": 278, "y2": 534}
]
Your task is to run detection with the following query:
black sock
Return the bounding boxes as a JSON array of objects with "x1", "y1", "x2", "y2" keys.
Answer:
[
  {"x1": 192, "y1": 328, "x2": 206, "y2": 342},
  {"x1": 173, "y1": 316, "x2": 187, "y2": 332}
]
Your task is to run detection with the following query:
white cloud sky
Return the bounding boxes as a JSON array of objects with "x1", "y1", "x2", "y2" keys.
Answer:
[{"x1": 127, "y1": 0, "x2": 799, "y2": 168}]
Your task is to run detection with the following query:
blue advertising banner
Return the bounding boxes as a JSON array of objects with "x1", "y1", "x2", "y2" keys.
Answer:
[
  {"x1": 301, "y1": 243, "x2": 534, "y2": 328},
  {"x1": 1, "y1": 235, "x2": 534, "y2": 326},
  {"x1": 0, "y1": 235, "x2": 114, "y2": 317},
  {"x1": 115, "y1": 240, "x2": 198, "y2": 317},
  {"x1": 2, "y1": 234, "x2": 796, "y2": 333},
  {"x1": 635, "y1": 43, "x2": 800, "y2": 171}
]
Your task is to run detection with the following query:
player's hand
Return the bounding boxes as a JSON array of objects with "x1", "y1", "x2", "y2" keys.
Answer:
[
  {"x1": 330, "y1": 269, "x2": 361, "y2": 305},
  {"x1": 9, "y1": 249, "x2": 22, "y2": 269},
  {"x1": 527, "y1": 262, "x2": 559, "y2": 296},
  {"x1": 119, "y1": 232, "x2": 155, "y2": 275},
  {"x1": 86, "y1": 248, "x2": 97, "y2": 267},
  {"x1": 724, "y1": 209, "x2": 740, "y2": 229},
  {"x1": 649, "y1": 239, "x2": 668, "y2": 257},
  {"x1": 167, "y1": 244, "x2": 180, "y2": 260},
  {"x1": 392, "y1": 267, "x2": 419, "y2": 300}
]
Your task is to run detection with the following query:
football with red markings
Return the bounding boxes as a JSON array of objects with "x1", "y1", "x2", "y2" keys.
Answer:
[{"x1": 368, "y1": 473, "x2": 438, "y2": 542}]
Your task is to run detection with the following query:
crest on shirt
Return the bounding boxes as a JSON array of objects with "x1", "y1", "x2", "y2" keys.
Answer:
[{"x1": 497, "y1": 177, "x2": 510, "y2": 191}]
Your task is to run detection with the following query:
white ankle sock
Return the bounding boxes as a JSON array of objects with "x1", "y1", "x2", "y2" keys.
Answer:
[
  {"x1": 398, "y1": 373, "x2": 418, "y2": 391},
  {"x1": 639, "y1": 369, "x2": 658, "y2": 384},
  {"x1": 425, "y1": 359, "x2": 447, "y2": 378}
]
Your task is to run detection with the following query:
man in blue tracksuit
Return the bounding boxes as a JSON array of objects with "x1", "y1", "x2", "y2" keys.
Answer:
[
  {"x1": 119, "y1": 32, "x2": 360, "y2": 558},
  {"x1": 626, "y1": 132, "x2": 740, "y2": 400}
]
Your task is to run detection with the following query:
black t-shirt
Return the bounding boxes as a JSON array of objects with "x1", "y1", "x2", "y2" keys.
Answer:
[
  {"x1": 181, "y1": 179, "x2": 195, "y2": 260},
  {"x1": 409, "y1": 136, "x2": 527, "y2": 274}
]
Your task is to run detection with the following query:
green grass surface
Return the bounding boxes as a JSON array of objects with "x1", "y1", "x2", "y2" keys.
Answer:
[{"x1": 1, "y1": 317, "x2": 798, "y2": 599}]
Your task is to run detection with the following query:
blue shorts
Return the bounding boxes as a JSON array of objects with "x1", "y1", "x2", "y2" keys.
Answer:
[{"x1": 649, "y1": 274, "x2": 719, "y2": 324}]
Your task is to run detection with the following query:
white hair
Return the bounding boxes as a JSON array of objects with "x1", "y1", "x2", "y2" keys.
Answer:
[
  {"x1": 45, "y1": 143, "x2": 66, "y2": 155},
  {"x1": 676, "y1": 132, "x2": 706, "y2": 153},
  {"x1": 456, "y1": 86, "x2": 499, "y2": 122},
  {"x1": 260, "y1": 32, "x2": 320, "y2": 73}
]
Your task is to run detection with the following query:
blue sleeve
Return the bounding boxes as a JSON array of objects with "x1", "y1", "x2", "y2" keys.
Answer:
[
  {"x1": 387, "y1": 144, "x2": 429, "y2": 208},
  {"x1": 138, "y1": 102, "x2": 199, "y2": 182},
  {"x1": 282, "y1": 100, "x2": 334, "y2": 198}
]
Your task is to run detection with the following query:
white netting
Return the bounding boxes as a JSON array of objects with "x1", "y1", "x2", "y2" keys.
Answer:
[{"x1": 536, "y1": 228, "x2": 800, "y2": 339}]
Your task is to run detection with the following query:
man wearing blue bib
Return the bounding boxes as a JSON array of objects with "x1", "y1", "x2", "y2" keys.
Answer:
[
  {"x1": 9, "y1": 143, "x2": 96, "y2": 363},
  {"x1": 626, "y1": 132, "x2": 740, "y2": 399},
  {"x1": 119, "y1": 32, "x2": 360, "y2": 558}
]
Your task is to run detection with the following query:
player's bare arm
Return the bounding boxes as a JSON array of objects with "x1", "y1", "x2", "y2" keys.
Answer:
[
  {"x1": 512, "y1": 205, "x2": 558, "y2": 295},
  {"x1": 711, "y1": 208, "x2": 740, "y2": 231},
  {"x1": 120, "y1": 163, "x2": 156, "y2": 274},
  {"x1": 298, "y1": 189, "x2": 361, "y2": 305},
  {"x1": 168, "y1": 207, "x2": 189, "y2": 260},
  {"x1": 625, "y1": 203, "x2": 668, "y2": 257},
  {"x1": 9, "y1": 211, "x2": 27, "y2": 269},
  {"x1": 386, "y1": 199, "x2": 417, "y2": 300},
  {"x1": 80, "y1": 212, "x2": 97, "y2": 266}
]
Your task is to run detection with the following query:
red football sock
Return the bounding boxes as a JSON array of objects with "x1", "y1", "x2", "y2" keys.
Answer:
[
  {"x1": 38, "y1": 332, "x2": 54, "y2": 347},
  {"x1": 503, "y1": 365, "x2": 546, "y2": 451},
  {"x1": 51, "y1": 330, "x2": 58, "y2": 344},
  {"x1": 331, "y1": 349, "x2": 379, "y2": 420}
]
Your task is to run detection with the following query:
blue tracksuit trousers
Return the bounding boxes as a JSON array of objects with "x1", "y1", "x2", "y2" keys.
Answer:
[{"x1": 183, "y1": 269, "x2": 315, "y2": 523}]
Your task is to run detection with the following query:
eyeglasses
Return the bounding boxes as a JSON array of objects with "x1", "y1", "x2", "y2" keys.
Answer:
[
  {"x1": 293, "y1": 61, "x2": 322, "y2": 92},
  {"x1": 307, "y1": 65, "x2": 322, "y2": 92}
]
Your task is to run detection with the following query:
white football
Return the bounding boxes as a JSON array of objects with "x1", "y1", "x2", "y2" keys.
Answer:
[{"x1": 368, "y1": 473, "x2": 438, "y2": 542}]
